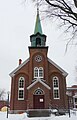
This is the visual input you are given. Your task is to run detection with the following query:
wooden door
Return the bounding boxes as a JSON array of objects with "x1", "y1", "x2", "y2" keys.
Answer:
[{"x1": 33, "y1": 95, "x2": 44, "y2": 109}]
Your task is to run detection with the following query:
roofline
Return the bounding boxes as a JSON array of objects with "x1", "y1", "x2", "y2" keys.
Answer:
[
  {"x1": 30, "y1": 32, "x2": 47, "y2": 37},
  {"x1": 48, "y1": 58, "x2": 68, "y2": 77},
  {"x1": 27, "y1": 78, "x2": 51, "y2": 90},
  {"x1": 9, "y1": 58, "x2": 29, "y2": 77},
  {"x1": 28, "y1": 46, "x2": 48, "y2": 49},
  {"x1": 67, "y1": 87, "x2": 77, "y2": 90},
  {"x1": 9, "y1": 57, "x2": 68, "y2": 77}
]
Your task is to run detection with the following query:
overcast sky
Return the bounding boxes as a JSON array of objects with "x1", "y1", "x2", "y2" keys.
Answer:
[{"x1": 0, "y1": 0, "x2": 77, "y2": 92}]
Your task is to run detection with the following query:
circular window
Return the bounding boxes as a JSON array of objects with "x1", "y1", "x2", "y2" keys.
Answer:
[{"x1": 35, "y1": 55, "x2": 42, "y2": 62}]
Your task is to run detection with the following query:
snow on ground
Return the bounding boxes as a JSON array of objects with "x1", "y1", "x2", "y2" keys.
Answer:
[{"x1": 0, "y1": 111, "x2": 77, "y2": 120}]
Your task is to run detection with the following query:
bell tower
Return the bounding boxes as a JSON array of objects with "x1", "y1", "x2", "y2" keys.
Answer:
[
  {"x1": 28, "y1": 5, "x2": 48, "y2": 84},
  {"x1": 30, "y1": 5, "x2": 46, "y2": 47}
]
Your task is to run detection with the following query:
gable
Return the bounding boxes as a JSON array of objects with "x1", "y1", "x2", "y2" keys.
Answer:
[
  {"x1": 48, "y1": 58, "x2": 68, "y2": 77},
  {"x1": 27, "y1": 78, "x2": 51, "y2": 90},
  {"x1": 9, "y1": 58, "x2": 29, "y2": 77}
]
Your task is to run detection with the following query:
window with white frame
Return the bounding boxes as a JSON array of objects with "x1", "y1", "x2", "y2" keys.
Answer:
[
  {"x1": 39, "y1": 67, "x2": 43, "y2": 78},
  {"x1": 53, "y1": 76, "x2": 60, "y2": 99},
  {"x1": 34, "y1": 67, "x2": 38, "y2": 78},
  {"x1": 18, "y1": 77, "x2": 25, "y2": 100},
  {"x1": 54, "y1": 89, "x2": 59, "y2": 98},
  {"x1": 34, "y1": 67, "x2": 43, "y2": 78}
]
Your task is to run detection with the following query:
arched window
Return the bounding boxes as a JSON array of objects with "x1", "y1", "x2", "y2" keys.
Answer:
[
  {"x1": 34, "y1": 88, "x2": 44, "y2": 95},
  {"x1": 34, "y1": 67, "x2": 43, "y2": 78},
  {"x1": 39, "y1": 67, "x2": 43, "y2": 78},
  {"x1": 19, "y1": 78, "x2": 24, "y2": 88},
  {"x1": 18, "y1": 77, "x2": 25, "y2": 100},
  {"x1": 34, "y1": 67, "x2": 38, "y2": 78},
  {"x1": 36, "y1": 38, "x2": 41, "y2": 46},
  {"x1": 53, "y1": 76, "x2": 58, "y2": 87},
  {"x1": 53, "y1": 76, "x2": 60, "y2": 99}
]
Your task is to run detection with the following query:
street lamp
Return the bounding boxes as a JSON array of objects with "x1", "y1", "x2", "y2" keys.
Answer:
[
  {"x1": 6, "y1": 91, "x2": 10, "y2": 118},
  {"x1": 66, "y1": 91, "x2": 72, "y2": 118}
]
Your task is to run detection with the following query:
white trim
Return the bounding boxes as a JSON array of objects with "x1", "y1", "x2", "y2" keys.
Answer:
[
  {"x1": 9, "y1": 58, "x2": 29, "y2": 77},
  {"x1": 34, "y1": 67, "x2": 39, "y2": 78},
  {"x1": 53, "y1": 76, "x2": 60, "y2": 99},
  {"x1": 39, "y1": 67, "x2": 43, "y2": 78},
  {"x1": 18, "y1": 89, "x2": 24, "y2": 100},
  {"x1": 53, "y1": 76, "x2": 59, "y2": 88},
  {"x1": 34, "y1": 88, "x2": 44, "y2": 95},
  {"x1": 18, "y1": 77, "x2": 25, "y2": 100},
  {"x1": 48, "y1": 58, "x2": 68, "y2": 77},
  {"x1": 67, "y1": 88, "x2": 77, "y2": 90},
  {"x1": 34, "y1": 67, "x2": 44, "y2": 78},
  {"x1": 53, "y1": 89, "x2": 60, "y2": 99},
  {"x1": 27, "y1": 78, "x2": 51, "y2": 90},
  {"x1": 18, "y1": 98, "x2": 24, "y2": 100}
]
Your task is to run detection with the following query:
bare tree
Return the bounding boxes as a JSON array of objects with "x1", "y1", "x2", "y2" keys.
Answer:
[
  {"x1": 0, "y1": 89, "x2": 6, "y2": 100},
  {"x1": 74, "y1": 0, "x2": 77, "y2": 7},
  {"x1": 31, "y1": 0, "x2": 77, "y2": 47}
]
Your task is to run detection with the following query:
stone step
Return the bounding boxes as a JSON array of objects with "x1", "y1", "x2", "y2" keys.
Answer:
[{"x1": 27, "y1": 109, "x2": 51, "y2": 117}]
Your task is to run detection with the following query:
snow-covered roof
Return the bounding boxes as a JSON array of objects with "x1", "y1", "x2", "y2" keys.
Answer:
[
  {"x1": 9, "y1": 58, "x2": 29, "y2": 77},
  {"x1": 48, "y1": 58, "x2": 68, "y2": 77},
  {"x1": 27, "y1": 78, "x2": 51, "y2": 90}
]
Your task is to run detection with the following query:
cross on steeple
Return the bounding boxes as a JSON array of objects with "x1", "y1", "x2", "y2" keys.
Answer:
[
  {"x1": 30, "y1": 1, "x2": 46, "y2": 47},
  {"x1": 37, "y1": 0, "x2": 39, "y2": 15},
  {"x1": 34, "y1": 1, "x2": 43, "y2": 34}
]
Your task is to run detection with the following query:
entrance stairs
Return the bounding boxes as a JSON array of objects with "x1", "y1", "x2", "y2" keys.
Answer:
[{"x1": 27, "y1": 109, "x2": 51, "y2": 117}]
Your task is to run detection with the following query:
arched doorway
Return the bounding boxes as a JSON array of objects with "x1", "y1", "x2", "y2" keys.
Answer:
[{"x1": 33, "y1": 88, "x2": 45, "y2": 109}]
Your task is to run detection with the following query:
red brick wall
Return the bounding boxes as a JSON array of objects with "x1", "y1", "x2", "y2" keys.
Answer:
[
  {"x1": 10, "y1": 73, "x2": 29, "y2": 110},
  {"x1": 10, "y1": 47, "x2": 67, "y2": 111},
  {"x1": 29, "y1": 47, "x2": 48, "y2": 84},
  {"x1": 27, "y1": 82, "x2": 50, "y2": 109}
]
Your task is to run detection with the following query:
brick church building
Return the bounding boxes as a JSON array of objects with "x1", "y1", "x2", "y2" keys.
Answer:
[{"x1": 9, "y1": 10, "x2": 68, "y2": 113}]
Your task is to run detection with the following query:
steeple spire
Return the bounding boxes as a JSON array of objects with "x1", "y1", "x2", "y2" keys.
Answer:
[
  {"x1": 37, "y1": 0, "x2": 39, "y2": 16},
  {"x1": 34, "y1": 2, "x2": 42, "y2": 34},
  {"x1": 30, "y1": 1, "x2": 46, "y2": 47}
]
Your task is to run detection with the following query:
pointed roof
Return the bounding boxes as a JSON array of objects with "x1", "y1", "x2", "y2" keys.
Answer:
[
  {"x1": 34, "y1": 7, "x2": 42, "y2": 34},
  {"x1": 48, "y1": 58, "x2": 68, "y2": 77},
  {"x1": 27, "y1": 78, "x2": 51, "y2": 90},
  {"x1": 9, "y1": 58, "x2": 29, "y2": 77}
]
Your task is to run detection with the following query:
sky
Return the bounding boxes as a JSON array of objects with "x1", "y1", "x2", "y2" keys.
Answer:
[{"x1": 0, "y1": 0, "x2": 77, "y2": 92}]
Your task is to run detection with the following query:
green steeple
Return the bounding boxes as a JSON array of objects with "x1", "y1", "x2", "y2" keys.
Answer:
[
  {"x1": 30, "y1": 6, "x2": 46, "y2": 47},
  {"x1": 34, "y1": 8, "x2": 42, "y2": 34}
]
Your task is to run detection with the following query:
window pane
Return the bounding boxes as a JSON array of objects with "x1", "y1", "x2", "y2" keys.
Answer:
[
  {"x1": 54, "y1": 89, "x2": 59, "y2": 98},
  {"x1": 19, "y1": 90, "x2": 24, "y2": 99},
  {"x1": 34, "y1": 67, "x2": 38, "y2": 78},
  {"x1": 53, "y1": 76, "x2": 59, "y2": 87},
  {"x1": 54, "y1": 79, "x2": 58, "y2": 87},
  {"x1": 36, "y1": 38, "x2": 41, "y2": 46},
  {"x1": 35, "y1": 70, "x2": 38, "y2": 77},
  {"x1": 18, "y1": 77, "x2": 24, "y2": 100},
  {"x1": 34, "y1": 89, "x2": 43, "y2": 95},
  {"x1": 34, "y1": 67, "x2": 44, "y2": 78},
  {"x1": 39, "y1": 67, "x2": 43, "y2": 78},
  {"x1": 19, "y1": 80, "x2": 24, "y2": 88}
]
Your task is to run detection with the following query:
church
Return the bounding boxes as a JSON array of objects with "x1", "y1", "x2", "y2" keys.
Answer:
[{"x1": 9, "y1": 9, "x2": 68, "y2": 113}]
